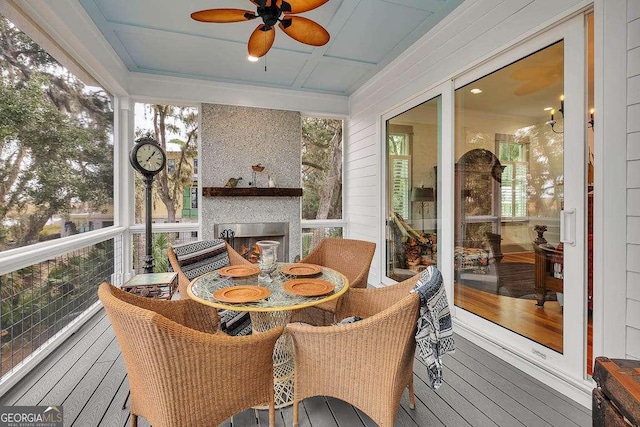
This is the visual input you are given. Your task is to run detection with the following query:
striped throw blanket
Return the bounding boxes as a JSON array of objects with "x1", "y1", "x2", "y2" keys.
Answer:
[
  {"x1": 168, "y1": 239, "x2": 251, "y2": 336},
  {"x1": 411, "y1": 265, "x2": 455, "y2": 389}
]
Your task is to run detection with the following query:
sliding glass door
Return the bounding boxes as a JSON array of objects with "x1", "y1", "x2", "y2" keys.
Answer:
[
  {"x1": 453, "y1": 15, "x2": 587, "y2": 378},
  {"x1": 384, "y1": 94, "x2": 441, "y2": 283}
]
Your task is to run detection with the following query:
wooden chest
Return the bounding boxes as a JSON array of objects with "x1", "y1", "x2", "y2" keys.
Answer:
[{"x1": 592, "y1": 357, "x2": 640, "y2": 426}]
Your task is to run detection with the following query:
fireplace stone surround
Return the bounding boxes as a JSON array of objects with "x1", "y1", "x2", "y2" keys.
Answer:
[{"x1": 199, "y1": 103, "x2": 302, "y2": 261}]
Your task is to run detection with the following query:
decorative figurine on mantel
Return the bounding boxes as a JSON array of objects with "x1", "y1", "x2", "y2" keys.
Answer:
[
  {"x1": 250, "y1": 163, "x2": 265, "y2": 187},
  {"x1": 225, "y1": 177, "x2": 242, "y2": 187},
  {"x1": 268, "y1": 175, "x2": 276, "y2": 188}
]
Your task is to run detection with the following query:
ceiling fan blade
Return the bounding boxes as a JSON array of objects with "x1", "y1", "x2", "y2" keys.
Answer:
[
  {"x1": 279, "y1": 16, "x2": 329, "y2": 46},
  {"x1": 251, "y1": 0, "x2": 284, "y2": 7},
  {"x1": 191, "y1": 9, "x2": 256, "y2": 23},
  {"x1": 248, "y1": 24, "x2": 276, "y2": 58},
  {"x1": 280, "y1": 0, "x2": 328, "y2": 14}
]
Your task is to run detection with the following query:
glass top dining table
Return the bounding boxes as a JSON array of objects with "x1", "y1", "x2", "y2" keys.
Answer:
[
  {"x1": 186, "y1": 262, "x2": 349, "y2": 409},
  {"x1": 186, "y1": 263, "x2": 349, "y2": 312}
]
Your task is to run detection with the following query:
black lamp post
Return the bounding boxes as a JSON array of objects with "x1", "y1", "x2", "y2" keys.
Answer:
[{"x1": 142, "y1": 174, "x2": 155, "y2": 273}]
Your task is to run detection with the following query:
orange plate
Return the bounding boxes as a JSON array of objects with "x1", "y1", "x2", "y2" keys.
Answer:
[
  {"x1": 217, "y1": 265, "x2": 260, "y2": 277},
  {"x1": 281, "y1": 263, "x2": 322, "y2": 276},
  {"x1": 213, "y1": 285, "x2": 270, "y2": 303},
  {"x1": 283, "y1": 279, "x2": 334, "y2": 297}
]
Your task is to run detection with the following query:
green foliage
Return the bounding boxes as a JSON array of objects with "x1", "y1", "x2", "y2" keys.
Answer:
[
  {"x1": 39, "y1": 224, "x2": 60, "y2": 237},
  {"x1": 152, "y1": 233, "x2": 170, "y2": 273},
  {"x1": 0, "y1": 16, "x2": 114, "y2": 250}
]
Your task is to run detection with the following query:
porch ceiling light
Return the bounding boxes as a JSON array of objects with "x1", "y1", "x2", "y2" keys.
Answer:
[{"x1": 470, "y1": 88, "x2": 482, "y2": 94}]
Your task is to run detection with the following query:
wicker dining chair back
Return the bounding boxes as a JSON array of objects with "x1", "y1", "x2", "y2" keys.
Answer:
[
  {"x1": 287, "y1": 274, "x2": 421, "y2": 427},
  {"x1": 301, "y1": 238, "x2": 376, "y2": 289},
  {"x1": 167, "y1": 240, "x2": 251, "y2": 299},
  {"x1": 99, "y1": 282, "x2": 282, "y2": 427},
  {"x1": 291, "y1": 238, "x2": 376, "y2": 325}
]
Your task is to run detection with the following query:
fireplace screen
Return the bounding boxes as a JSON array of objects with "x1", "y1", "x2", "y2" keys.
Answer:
[{"x1": 214, "y1": 222, "x2": 289, "y2": 263}]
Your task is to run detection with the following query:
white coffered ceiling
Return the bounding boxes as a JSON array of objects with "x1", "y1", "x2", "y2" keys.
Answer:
[{"x1": 77, "y1": 0, "x2": 464, "y2": 96}]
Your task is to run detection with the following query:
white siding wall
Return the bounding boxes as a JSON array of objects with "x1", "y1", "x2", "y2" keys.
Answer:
[
  {"x1": 346, "y1": 0, "x2": 636, "y2": 393},
  {"x1": 627, "y1": 0, "x2": 640, "y2": 359},
  {"x1": 347, "y1": 0, "x2": 585, "y2": 285}
]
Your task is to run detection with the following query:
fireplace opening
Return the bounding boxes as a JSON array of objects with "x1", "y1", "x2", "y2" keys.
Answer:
[{"x1": 214, "y1": 222, "x2": 289, "y2": 263}]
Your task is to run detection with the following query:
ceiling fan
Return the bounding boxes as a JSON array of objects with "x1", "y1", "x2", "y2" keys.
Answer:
[{"x1": 191, "y1": 0, "x2": 331, "y2": 58}]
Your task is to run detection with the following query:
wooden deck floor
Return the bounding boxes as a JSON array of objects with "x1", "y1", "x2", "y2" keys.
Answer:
[{"x1": 0, "y1": 309, "x2": 592, "y2": 427}]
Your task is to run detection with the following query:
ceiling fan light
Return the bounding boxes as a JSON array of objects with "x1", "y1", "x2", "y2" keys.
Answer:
[{"x1": 248, "y1": 55, "x2": 260, "y2": 62}]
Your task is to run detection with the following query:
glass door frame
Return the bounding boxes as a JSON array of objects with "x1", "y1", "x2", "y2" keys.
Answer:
[
  {"x1": 379, "y1": 83, "x2": 453, "y2": 291},
  {"x1": 450, "y1": 15, "x2": 588, "y2": 381}
]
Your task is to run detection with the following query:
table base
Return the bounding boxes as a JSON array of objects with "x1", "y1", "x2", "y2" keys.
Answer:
[{"x1": 251, "y1": 311, "x2": 294, "y2": 408}]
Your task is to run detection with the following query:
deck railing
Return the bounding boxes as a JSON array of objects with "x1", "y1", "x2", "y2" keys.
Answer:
[
  {"x1": 0, "y1": 221, "x2": 345, "y2": 392},
  {"x1": 0, "y1": 229, "x2": 124, "y2": 391},
  {"x1": 130, "y1": 228, "x2": 199, "y2": 274}
]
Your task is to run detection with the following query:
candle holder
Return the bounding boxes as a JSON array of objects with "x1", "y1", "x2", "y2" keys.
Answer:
[{"x1": 256, "y1": 240, "x2": 280, "y2": 283}]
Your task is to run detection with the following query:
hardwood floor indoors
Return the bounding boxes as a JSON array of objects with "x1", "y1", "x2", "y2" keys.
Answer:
[{"x1": 454, "y1": 251, "x2": 594, "y2": 376}]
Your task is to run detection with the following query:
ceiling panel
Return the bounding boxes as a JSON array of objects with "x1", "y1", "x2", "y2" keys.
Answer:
[
  {"x1": 302, "y1": 60, "x2": 370, "y2": 93},
  {"x1": 324, "y1": 1, "x2": 432, "y2": 63},
  {"x1": 116, "y1": 29, "x2": 307, "y2": 86},
  {"x1": 76, "y1": 0, "x2": 464, "y2": 95}
]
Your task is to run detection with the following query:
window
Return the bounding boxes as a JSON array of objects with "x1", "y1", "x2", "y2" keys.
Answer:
[
  {"x1": 388, "y1": 133, "x2": 411, "y2": 220},
  {"x1": 385, "y1": 96, "x2": 441, "y2": 282},
  {"x1": 0, "y1": 15, "x2": 114, "y2": 252},
  {"x1": 167, "y1": 159, "x2": 176, "y2": 174},
  {"x1": 497, "y1": 134, "x2": 529, "y2": 218},
  {"x1": 190, "y1": 186, "x2": 198, "y2": 209}
]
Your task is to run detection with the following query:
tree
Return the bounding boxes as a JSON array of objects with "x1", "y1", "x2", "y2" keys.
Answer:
[
  {"x1": 301, "y1": 117, "x2": 343, "y2": 248},
  {"x1": 301, "y1": 117, "x2": 342, "y2": 220},
  {"x1": 0, "y1": 16, "x2": 113, "y2": 248},
  {"x1": 135, "y1": 104, "x2": 198, "y2": 225}
]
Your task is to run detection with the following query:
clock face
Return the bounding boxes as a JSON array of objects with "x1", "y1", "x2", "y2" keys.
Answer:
[{"x1": 134, "y1": 143, "x2": 165, "y2": 174}]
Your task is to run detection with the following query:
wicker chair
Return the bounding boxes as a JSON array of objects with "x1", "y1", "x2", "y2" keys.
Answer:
[
  {"x1": 287, "y1": 273, "x2": 421, "y2": 427},
  {"x1": 98, "y1": 282, "x2": 283, "y2": 427},
  {"x1": 168, "y1": 241, "x2": 254, "y2": 335},
  {"x1": 168, "y1": 241, "x2": 251, "y2": 299},
  {"x1": 291, "y1": 238, "x2": 376, "y2": 325}
]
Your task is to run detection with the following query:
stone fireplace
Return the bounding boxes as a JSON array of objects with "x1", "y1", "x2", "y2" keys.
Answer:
[
  {"x1": 214, "y1": 222, "x2": 289, "y2": 263},
  {"x1": 199, "y1": 104, "x2": 302, "y2": 261}
]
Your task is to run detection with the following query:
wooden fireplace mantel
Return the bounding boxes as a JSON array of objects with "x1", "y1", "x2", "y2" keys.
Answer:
[{"x1": 202, "y1": 187, "x2": 303, "y2": 197}]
